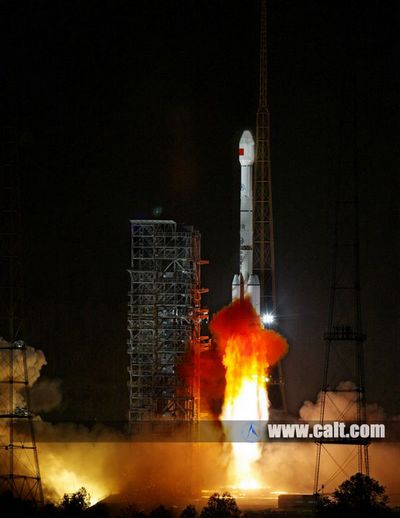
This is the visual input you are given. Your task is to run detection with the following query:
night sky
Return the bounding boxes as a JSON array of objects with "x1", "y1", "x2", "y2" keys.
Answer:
[{"x1": 2, "y1": 0, "x2": 399, "y2": 420}]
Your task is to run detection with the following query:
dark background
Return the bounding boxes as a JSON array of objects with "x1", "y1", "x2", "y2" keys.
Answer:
[{"x1": 1, "y1": 0, "x2": 399, "y2": 420}]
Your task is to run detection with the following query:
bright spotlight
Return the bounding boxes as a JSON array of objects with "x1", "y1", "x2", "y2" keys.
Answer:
[{"x1": 262, "y1": 313, "x2": 275, "y2": 326}]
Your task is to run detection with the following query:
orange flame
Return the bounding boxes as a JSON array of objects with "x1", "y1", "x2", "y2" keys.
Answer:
[{"x1": 210, "y1": 298, "x2": 288, "y2": 489}]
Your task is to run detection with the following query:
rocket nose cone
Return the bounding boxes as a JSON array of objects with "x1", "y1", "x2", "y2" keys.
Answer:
[
  {"x1": 239, "y1": 130, "x2": 255, "y2": 165},
  {"x1": 239, "y1": 130, "x2": 255, "y2": 147}
]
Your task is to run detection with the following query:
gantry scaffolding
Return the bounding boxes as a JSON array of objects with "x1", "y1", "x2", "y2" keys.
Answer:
[{"x1": 127, "y1": 220, "x2": 209, "y2": 423}]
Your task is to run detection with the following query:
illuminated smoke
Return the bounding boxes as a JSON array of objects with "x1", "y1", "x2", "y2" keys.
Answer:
[
  {"x1": 0, "y1": 339, "x2": 48, "y2": 420},
  {"x1": 30, "y1": 378, "x2": 62, "y2": 413},
  {"x1": 258, "y1": 385, "x2": 400, "y2": 504},
  {"x1": 299, "y1": 380, "x2": 386, "y2": 421},
  {"x1": 1, "y1": 337, "x2": 398, "y2": 507}
]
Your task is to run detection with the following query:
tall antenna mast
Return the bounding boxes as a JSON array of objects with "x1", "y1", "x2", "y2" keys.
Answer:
[
  {"x1": 314, "y1": 33, "x2": 369, "y2": 492},
  {"x1": 0, "y1": 123, "x2": 44, "y2": 504},
  {"x1": 254, "y1": 0, "x2": 287, "y2": 412}
]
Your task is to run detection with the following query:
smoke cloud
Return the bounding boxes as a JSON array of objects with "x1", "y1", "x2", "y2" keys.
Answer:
[
  {"x1": 0, "y1": 339, "x2": 47, "y2": 411},
  {"x1": 30, "y1": 378, "x2": 63, "y2": 413},
  {"x1": 258, "y1": 383, "x2": 399, "y2": 504},
  {"x1": 1, "y1": 339, "x2": 399, "y2": 508},
  {"x1": 300, "y1": 380, "x2": 387, "y2": 421}
]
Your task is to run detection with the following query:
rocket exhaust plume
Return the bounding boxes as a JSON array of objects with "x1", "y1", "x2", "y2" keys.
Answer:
[{"x1": 210, "y1": 298, "x2": 288, "y2": 489}]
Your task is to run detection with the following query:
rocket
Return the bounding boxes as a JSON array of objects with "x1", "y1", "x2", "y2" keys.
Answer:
[{"x1": 232, "y1": 130, "x2": 261, "y2": 315}]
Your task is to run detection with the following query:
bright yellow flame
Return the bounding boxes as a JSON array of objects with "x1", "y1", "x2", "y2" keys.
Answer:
[
  {"x1": 42, "y1": 452, "x2": 107, "y2": 505},
  {"x1": 221, "y1": 337, "x2": 269, "y2": 489}
]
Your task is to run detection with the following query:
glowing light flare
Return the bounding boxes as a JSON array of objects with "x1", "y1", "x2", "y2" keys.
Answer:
[{"x1": 262, "y1": 313, "x2": 275, "y2": 326}]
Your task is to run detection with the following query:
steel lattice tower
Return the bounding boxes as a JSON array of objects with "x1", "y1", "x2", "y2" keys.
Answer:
[
  {"x1": 0, "y1": 126, "x2": 44, "y2": 503},
  {"x1": 254, "y1": 0, "x2": 286, "y2": 412},
  {"x1": 127, "y1": 220, "x2": 208, "y2": 423},
  {"x1": 313, "y1": 78, "x2": 369, "y2": 494}
]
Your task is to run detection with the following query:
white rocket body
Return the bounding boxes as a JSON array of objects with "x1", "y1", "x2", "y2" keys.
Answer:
[{"x1": 231, "y1": 130, "x2": 261, "y2": 315}]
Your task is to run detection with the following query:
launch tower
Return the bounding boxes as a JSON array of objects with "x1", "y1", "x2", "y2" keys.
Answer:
[
  {"x1": 127, "y1": 220, "x2": 208, "y2": 423},
  {"x1": 254, "y1": 0, "x2": 286, "y2": 412}
]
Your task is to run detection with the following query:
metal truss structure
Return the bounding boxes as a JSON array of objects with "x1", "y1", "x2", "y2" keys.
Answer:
[
  {"x1": 0, "y1": 126, "x2": 43, "y2": 503},
  {"x1": 127, "y1": 220, "x2": 208, "y2": 423},
  {"x1": 314, "y1": 77, "x2": 369, "y2": 494},
  {"x1": 254, "y1": 0, "x2": 286, "y2": 412},
  {"x1": 0, "y1": 340, "x2": 44, "y2": 503}
]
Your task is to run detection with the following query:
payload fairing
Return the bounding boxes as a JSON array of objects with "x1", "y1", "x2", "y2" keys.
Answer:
[{"x1": 232, "y1": 130, "x2": 261, "y2": 314}]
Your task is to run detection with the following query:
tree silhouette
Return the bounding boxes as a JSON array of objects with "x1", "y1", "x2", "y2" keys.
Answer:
[
  {"x1": 149, "y1": 505, "x2": 173, "y2": 518},
  {"x1": 61, "y1": 486, "x2": 91, "y2": 514},
  {"x1": 180, "y1": 504, "x2": 197, "y2": 518},
  {"x1": 318, "y1": 473, "x2": 390, "y2": 517},
  {"x1": 200, "y1": 493, "x2": 241, "y2": 518}
]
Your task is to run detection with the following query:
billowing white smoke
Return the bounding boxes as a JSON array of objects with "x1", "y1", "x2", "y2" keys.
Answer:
[
  {"x1": 0, "y1": 338, "x2": 62, "y2": 413},
  {"x1": 299, "y1": 380, "x2": 386, "y2": 421},
  {"x1": 0, "y1": 338, "x2": 48, "y2": 411},
  {"x1": 1, "y1": 341, "x2": 399, "y2": 507},
  {"x1": 259, "y1": 382, "x2": 399, "y2": 504},
  {"x1": 0, "y1": 340, "x2": 225, "y2": 505}
]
